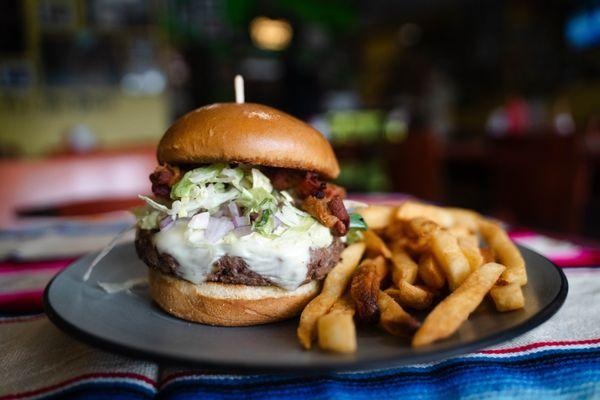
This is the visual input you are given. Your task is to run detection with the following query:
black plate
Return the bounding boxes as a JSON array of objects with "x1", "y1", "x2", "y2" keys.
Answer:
[{"x1": 44, "y1": 243, "x2": 567, "y2": 372}]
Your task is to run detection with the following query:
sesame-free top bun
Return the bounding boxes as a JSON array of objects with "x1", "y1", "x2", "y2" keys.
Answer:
[
  {"x1": 157, "y1": 103, "x2": 340, "y2": 179},
  {"x1": 148, "y1": 268, "x2": 320, "y2": 326}
]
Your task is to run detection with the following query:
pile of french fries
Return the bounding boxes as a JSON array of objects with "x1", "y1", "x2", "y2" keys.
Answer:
[{"x1": 297, "y1": 201, "x2": 527, "y2": 353}]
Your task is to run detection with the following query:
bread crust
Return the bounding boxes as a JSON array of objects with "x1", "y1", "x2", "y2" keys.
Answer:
[
  {"x1": 157, "y1": 103, "x2": 340, "y2": 179},
  {"x1": 148, "y1": 269, "x2": 321, "y2": 326}
]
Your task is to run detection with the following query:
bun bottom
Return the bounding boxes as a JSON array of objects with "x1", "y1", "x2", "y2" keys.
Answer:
[{"x1": 148, "y1": 269, "x2": 321, "y2": 326}]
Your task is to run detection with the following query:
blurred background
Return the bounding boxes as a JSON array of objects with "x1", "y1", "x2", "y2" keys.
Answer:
[{"x1": 1, "y1": 0, "x2": 600, "y2": 239}]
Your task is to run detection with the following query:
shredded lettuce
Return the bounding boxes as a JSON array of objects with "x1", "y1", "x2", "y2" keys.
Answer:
[
  {"x1": 276, "y1": 204, "x2": 309, "y2": 227},
  {"x1": 171, "y1": 186, "x2": 239, "y2": 218},
  {"x1": 187, "y1": 163, "x2": 226, "y2": 184},
  {"x1": 217, "y1": 167, "x2": 245, "y2": 189},
  {"x1": 138, "y1": 195, "x2": 171, "y2": 213},
  {"x1": 253, "y1": 209, "x2": 275, "y2": 235},
  {"x1": 137, "y1": 163, "x2": 347, "y2": 242},
  {"x1": 280, "y1": 190, "x2": 294, "y2": 203},
  {"x1": 251, "y1": 168, "x2": 273, "y2": 192},
  {"x1": 346, "y1": 213, "x2": 368, "y2": 244},
  {"x1": 138, "y1": 210, "x2": 161, "y2": 230},
  {"x1": 349, "y1": 213, "x2": 368, "y2": 230},
  {"x1": 237, "y1": 187, "x2": 276, "y2": 214},
  {"x1": 171, "y1": 164, "x2": 246, "y2": 199},
  {"x1": 170, "y1": 175, "x2": 196, "y2": 199},
  {"x1": 346, "y1": 229, "x2": 364, "y2": 244}
]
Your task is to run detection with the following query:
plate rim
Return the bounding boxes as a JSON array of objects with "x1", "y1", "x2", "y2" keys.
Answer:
[{"x1": 43, "y1": 245, "x2": 569, "y2": 373}]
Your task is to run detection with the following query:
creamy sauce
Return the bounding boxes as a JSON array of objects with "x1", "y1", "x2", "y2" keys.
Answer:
[{"x1": 153, "y1": 220, "x2": 333, "y2": 290}]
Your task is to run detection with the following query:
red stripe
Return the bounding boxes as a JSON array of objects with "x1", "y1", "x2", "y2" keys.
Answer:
[
  {"x1": 1, "y1": 372, "x2": 157, "y2": 399},
  {"x1": 0, "y1": 290, "x2": 43, "y2": 303},
  {"x1": 0, "y1": 290, "x2": 44, "y2": 313},
  {"x1": 479, "y1": 338, "x2": 600, "y2": 354},
  {"x1": 0, "y1": 259, "x2": 74, "y2": 273},
  {"x1": 0, "y1": 266, "x2": 64, "y2": 275}
]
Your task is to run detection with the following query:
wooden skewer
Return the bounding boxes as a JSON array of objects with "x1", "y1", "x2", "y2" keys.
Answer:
[{"x1": 235, "y1": 75, "x2": 244, "y2": 104}]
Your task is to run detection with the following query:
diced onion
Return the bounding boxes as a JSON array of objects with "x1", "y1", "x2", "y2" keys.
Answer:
[
  {"x1": 227, "y1": 202, "x2": 240, "y2": 218},
  {"x1": 159, "y1": 216, "x2": 175, "y2": 231},
  {"x1": 189, "y1": 212, "x2": 210, "y2": 229},
  {"x1": 232, "y1": 215, "x2": 250, "y2": 228},
  {"x1": 233, "y1": 226, "x2": 252, "y2": 237},
  {"x1": 205, "y1": 217, "x2": 234, "y2": 243}
]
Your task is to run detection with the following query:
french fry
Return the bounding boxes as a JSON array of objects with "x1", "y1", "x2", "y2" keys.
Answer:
[
  {"x1": 329, "y1": 294, "x2": 356, "y2": 315},
  {"x1": 317, "y1": 295, "x2": 357, "y2": 353},
  {"x1": 385, "y1": 282, "x2": 434, "y2": 310},
  {"x1": 397, "y1": 201, "x2": 454, "y2": 228},
  {"x1": 458, "y1": 236, "x2": 484, "y2": 272},
  {"x1": 412, "y1": 262, "x2": 506, "y2": 347},
  {"x1": 297, "y1": 243, "x2": 366, "y2": 349},
  {"x1": 430, "y1": 229, "x2": 472, "y2": 291},
  {"x1": 480, "y1": 247, "x2": 496, "y2": 264},
  {"x1": 448, "y1": 226, "x2": 479, "y2": 248},
  {"x1": 446, "y1": 207, "x2": 480, "y2": 232},
  {"x1": 318, "y1": 313, "x2": 357, "y2": 353},
  {"x1": 377, "y1": 290, "x2": 420, "y2": 336},
  {"x1": 465, "y1": 234, "x2": 480, "y2": 248},
  {"x1": 418, "y1": 253, "x2": 446, "y2": 290},
  {"x1": 400, "y1": 217, "x2": 440, "y2": 254},
  {"x1": 447, "y1": 225, "x2": 471, "y2": 239},
  {"x1": 350, "y1": 256, "x2": 388, "y2": 323},
  {"x1": 479, "y1": 219, "x2": 527, "y2": 286},
  {"x1": 404, "y1": 217, "x2": 439, "y2": 239},
  {"x1": 358, "y1": 205, "x2": 395, "y2": 230},
  {"x1": 363, "y1": 230, "x2": 392, "y2": 259},
  {"x1": 390, "y1": 248, "x2": 418, "y2": 285},
  {"x1": 383, "y1": 220, "x2": 405, "y2": 241},
  {"x1": 490, "y1": 282, "x2": 525, "y2": 312}
]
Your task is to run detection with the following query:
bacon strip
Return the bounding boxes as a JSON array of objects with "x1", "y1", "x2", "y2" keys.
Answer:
[
  {"x1": 266, "y1": 169, "x2": 350, "y2": 236},
  {"x1": 267, "y1": 168, "x2": 303, "y2": 191},
  {"x1": 291, "y1": 191, "x2": 349, "y2": 236},
  {"x1": 150, "y1": 164, "x2": 182, "y2": 198},
  {"x1": 302, "y1": 196, "x2": 339, "y2": 228},
  {"x1": 327, "y1": 196, "x2": 349, "y2": 236}
]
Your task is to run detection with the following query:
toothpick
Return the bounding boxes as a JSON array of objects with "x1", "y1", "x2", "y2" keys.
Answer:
[{"x1": 235, "y1": 75, "x2": 245, "y2": 104}]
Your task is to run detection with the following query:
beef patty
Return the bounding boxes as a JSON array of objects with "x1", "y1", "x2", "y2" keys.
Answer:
[{"x1": 135, "y1": 229, "x2": 344, "y2": 287}]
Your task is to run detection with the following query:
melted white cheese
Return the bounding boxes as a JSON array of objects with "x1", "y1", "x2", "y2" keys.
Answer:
[{"x1": 153, "y1": 220, "x2": 333, "y2": 290}]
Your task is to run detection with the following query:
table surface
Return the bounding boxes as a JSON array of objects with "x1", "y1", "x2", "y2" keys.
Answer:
[{"x1": 1, "y1": 195, "x2": 600, "y2": 399}]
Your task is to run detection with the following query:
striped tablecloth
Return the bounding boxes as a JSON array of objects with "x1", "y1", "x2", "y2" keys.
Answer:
[{"x1": 1, "y1": 206, "x2": 600, "y2": 399}]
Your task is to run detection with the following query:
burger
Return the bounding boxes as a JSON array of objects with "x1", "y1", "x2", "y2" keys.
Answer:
[{"x1": 135, "y1": 102, "x2": 366, "y2": 326}]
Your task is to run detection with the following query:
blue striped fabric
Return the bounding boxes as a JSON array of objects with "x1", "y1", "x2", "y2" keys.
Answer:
[{"x1": 157, "y1": 349, "x2": 600, "y2": 400}]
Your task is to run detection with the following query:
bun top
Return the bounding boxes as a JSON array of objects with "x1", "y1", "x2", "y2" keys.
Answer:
[{"x1": 157, "y1": 103, "x2": 340, "y2": 179}]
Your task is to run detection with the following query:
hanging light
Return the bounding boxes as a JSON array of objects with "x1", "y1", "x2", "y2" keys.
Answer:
[{"x1": 249, "y1": 17, "x2": 293, "y2": 51}]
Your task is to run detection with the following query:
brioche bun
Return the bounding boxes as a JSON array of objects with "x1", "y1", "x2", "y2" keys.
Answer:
[
  {"x1": 148, "y1": 268, "x2": 320, "y2": 326},
  {"x1": 157, "y1": 103, "x2": 340, "y2": 179}
]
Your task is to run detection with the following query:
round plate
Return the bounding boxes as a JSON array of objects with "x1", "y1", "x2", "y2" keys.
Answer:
[{"x1": 44, "y1": 243, "x2": 567, "y2": 372}]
